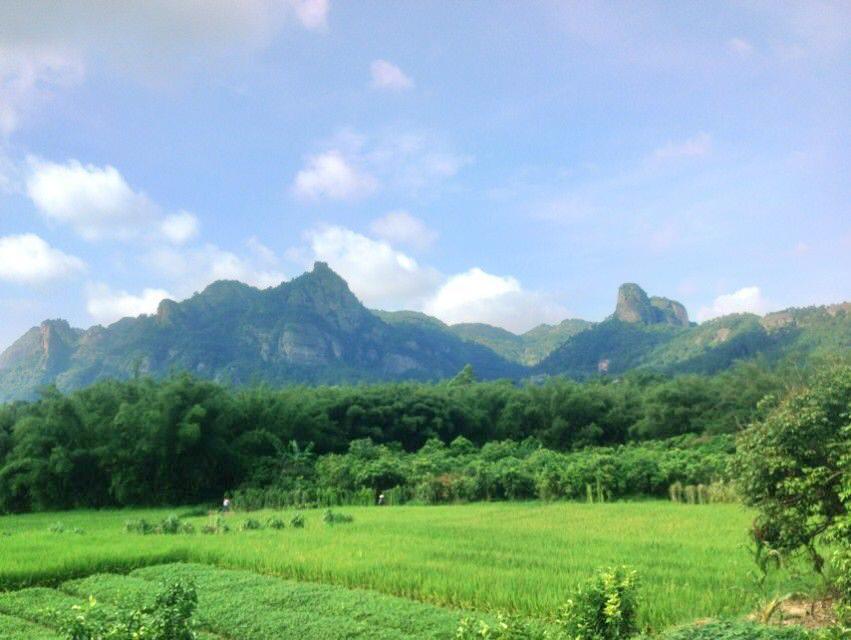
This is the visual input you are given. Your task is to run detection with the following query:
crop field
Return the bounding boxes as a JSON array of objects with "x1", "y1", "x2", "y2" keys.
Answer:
[{"x1": 0, "y1": 502, "x2": 816, "y2": 638}]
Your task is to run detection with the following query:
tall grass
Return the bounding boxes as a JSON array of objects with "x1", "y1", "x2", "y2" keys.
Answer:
[{"x1": 0, "y1": 502, "x2": 817, "y2": 630}]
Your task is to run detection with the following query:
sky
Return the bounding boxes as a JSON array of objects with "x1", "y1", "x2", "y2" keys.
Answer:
[{"x1": 0, "y1": 1, "x2": 849, "y2": 350}]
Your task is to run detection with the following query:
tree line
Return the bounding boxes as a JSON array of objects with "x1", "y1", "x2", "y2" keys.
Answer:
[{"x1": 0, "y1": 361, "x2": 805, "y2": 512}]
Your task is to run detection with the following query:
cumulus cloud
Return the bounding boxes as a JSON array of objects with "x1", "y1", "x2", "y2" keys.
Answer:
[
  {"x1": 86, "y1": 282, "x2": 172, "y2": 324},
  {"x1": 145, "y1": 243, "x2": 287, "y2": 293},
  {"x1": 304, "y1": 225, "x2": 441, "y2": 309},
  {"x1": 160, "y1": 210, "x2": 200, "y2": 244},
  {"x1": 0, "y1": 233, "x2": 85, "y2": 284},
  {"x1": 289, "y1": 0, "x2": 330, "y2": 31},
  {"x1": 652, "y1": 132, "x2": 712, "y2": 162},
  {"x1": 292, "y1": 150, "x2": 378, "y2": 202},
  {"x1": 292, "y1": 129, "x2": 470, "y2": 203},
  {"x1": 369, "y1": 210, "x2": 437, "y2": 250},
  {"x1": 25, "y1": 157, "x2": 199, "y2": 243},
  {"x1": 292, "y1": 224, "x2": 567, "y2": 332},
  {"x1": 424, "y1": 268, "x2": 567, "y2": 333},
  {"x1": 697, "y1": 286, "x2": 770, "y2": 322},
  {"x1": 370, "y1": 60, "x2": 414, "y2": 91}
]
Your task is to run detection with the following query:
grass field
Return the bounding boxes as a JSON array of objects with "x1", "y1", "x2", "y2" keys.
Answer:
[{"x1": 0, "y1": 502, "x2": 818, "y2": 634}]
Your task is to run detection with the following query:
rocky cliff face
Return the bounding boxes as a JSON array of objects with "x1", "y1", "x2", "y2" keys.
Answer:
[{"x1": 614, "y1": 284, "x2": 689, "y2": 327}]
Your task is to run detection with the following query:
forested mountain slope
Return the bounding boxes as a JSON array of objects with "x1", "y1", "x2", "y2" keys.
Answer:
[{"x1": 1, "y1": 267, "x2": 848, "y2": 401}]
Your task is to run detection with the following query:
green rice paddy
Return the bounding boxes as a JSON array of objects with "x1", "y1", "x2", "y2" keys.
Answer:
[{"x1": 0, "y1": 502, "x2": 816, "y2": 638}]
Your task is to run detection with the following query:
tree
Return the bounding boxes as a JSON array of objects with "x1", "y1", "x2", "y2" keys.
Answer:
[{"x1": 733, "y1": 365, "x2": 851, "y2": 573}]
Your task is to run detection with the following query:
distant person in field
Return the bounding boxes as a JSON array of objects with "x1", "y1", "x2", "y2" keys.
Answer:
[
  {"x1": 377, "y1": 493, "x2": 385, "y2": 506},
  {"x1": 222, "y1": 497, "x2": 231, "y2": 513}
]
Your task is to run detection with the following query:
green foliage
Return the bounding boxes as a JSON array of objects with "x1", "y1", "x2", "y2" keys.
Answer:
[
  {"x1": 455, "y1": 612, "x2": 547, "y2": 640},
  {"x1": 557, "y1": 567, "x2": 640, "y2": 640},
  {"x1": 0, "y1": 503, "x2": 819, "y2": 630},
  {"x1": 200, "y1": 516, "x2": 229, "y2": 535},
  {"x1": 733, "y1": 365, "x2": 851, "y2": 573},
  {"x1": 656, "y1": 620, "x2": 812, "y2": 640},
  {"x1": 289, "y1": 513, "x2": 305, "y2": 528},
  {"x1": 125, "y1": 516, "x2": 194, "y2": 536},
  {"x1": 59, "y1": 580, "x2": 197, "y2": 640},
  {"x1": 265, "y1": 515, "x2": 285, "y2": 529},
  {"x1": 0, "y1": 362, "x2": 795, "y2": 513},
  {"x1": 322, "y1": 509, "x2": 353, "y2": 525},
  {"x1": 238, "y1": 517, "x2": 262, "y2": 531}
]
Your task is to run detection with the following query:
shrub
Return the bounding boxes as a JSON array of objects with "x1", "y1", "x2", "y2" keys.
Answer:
[
  {"x1": 59, "y1": 579, "x2": 198, "y2": 640},
  {"x1": 733, "y1": 366, "x2": 851, "y2": 574},
  {"x1": 557, "y1": 566, "x2": 640, "y2": 640},
  {"x1": 266, "y1": 516, "x2": 286, "y2": 530},
  {"x1": 831, "y1": 547, "x2": 851, "y2": 626},
  {"x1": 201, "y1": 516, "x2": 229, "y2": 535},
  {"x1": 290, "y1": 513, "x2": 305, "y2": 528},
  {"x1": 49, "y1": 522, "x2": 65, "y2": 533},
  {"x1": 125, "y1": 519, "x2": 154, "y2": 534},
  {"x1": 323, "y1": 509, "x2": 353, "y2": 525},
  {"x1": 239, "y1": 518, "x2": 263, "y2": 531},
  {"x1": 158, "y1": 515, "x2": 182, "y2": 535},
  {"x1": 455, "y1": 612, "x2": 547, "y2": 639}
]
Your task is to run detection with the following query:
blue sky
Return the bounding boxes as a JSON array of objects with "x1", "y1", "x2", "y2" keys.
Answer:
[{"x1": 0, "y1": 1, "x2": 849, "y2": 349}]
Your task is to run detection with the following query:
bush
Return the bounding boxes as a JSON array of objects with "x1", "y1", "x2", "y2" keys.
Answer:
[
  {"x1": 266, "y1": 516, "x2": 286, "y2": 530},
  {"x1": 557, "y1": 567, "x2": 640, "y2": 640},
  {"x1": 323, "y1": 509, "x2": 353, "y2": 525},
  {"x1": 239, "y1": 518, "x2": 263, "y2": 531},
  {"x1": 125, "y1": 519, "x2": 155, "y2": 535},
  {"x1": 733, "y1": 366, "x2": 851, "y2": 574},
  {"x1": 59, "y1": 579, "x2": 198, "y2": 640},
  {"x1": 290, "y1": 513, "x2": 305, "y2": 528},
  {"x1": 200, "y1": 516, "x2": 229, "y2": 535},
  {"x1": 456, "y1": 612, "x2": 547, "y2": 639},
  {"x1": 49, "y1": 522, "x2": 65, "y2": 533},
  {"x1": 125, "y1": 517, "x2": 194, "y2": 535},
  {"x1": 158, "y1": 515, "x2": 182, "y2": 534}
]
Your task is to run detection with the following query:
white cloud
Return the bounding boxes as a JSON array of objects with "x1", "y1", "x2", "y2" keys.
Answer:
[
  {"x1": 0, "y1": 2, "x2": 328, "y2": 69},
  {"x1": 697, "y1": 286, "x2": 770, "y2": 322},
  {"x1": 0, "y1": 47, "x2": 84, "y2": 137},
  {"x1": 0, "y1": 233, "x2": 85, "y2": 284},
  {"x1": 424, "y1": 268, "x2": 567, "y2": 333},
  {"x1": 25, "y1": 157, "x2": 200, "y2": 243},
  {"x1": 160, "y1": 210, "x2": 199, "y2": 244},
  {"x1": 292, "y1": 150, "x2": 378, "y2": 202},
  {"x1": 370, "y1": 210, "x2": 437, "y2": 250},
  {"x1": 727, "y1": 37, "x2": 754, "y2": 56},
  {"x1": 292, "y1": 129, "x2": 470, "y2": 202},
  {"x1": 303, "y1": 225, "x2": 441, "y2": 309},
  {"x1": 0, "y1": 2, "x2": 328, "y2": 133},
  {"x1": 652, "y1": 132, "x2": 712, "y2": 162},
  {"x1": 291, "y1": 224, "x2": 567, "y2": 331},
  {"x1": 86, "y1": 282, "x2": 172, "y2": 324},
  {"x1": 26, "y1": 158, "x2": 156, "y2": 240},
  {"x1": 370, "y1": 60, "x2": 414, "y2": 91},
  {"x1": 146, "y1": 243, "x2": 286, "y2": 293},
  {"x1": 289, "y1": 0, "x2": 330, "y2": 31}
]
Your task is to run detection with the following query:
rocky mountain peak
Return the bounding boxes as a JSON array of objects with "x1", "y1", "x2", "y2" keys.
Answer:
[{"x1": 614, "y1": 283, "x2": 689, "y2": 327}]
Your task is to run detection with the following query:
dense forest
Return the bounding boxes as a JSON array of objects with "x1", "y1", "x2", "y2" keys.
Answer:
[{"x1": 0, "y1": 358, "x2": 831, "y2": 513}]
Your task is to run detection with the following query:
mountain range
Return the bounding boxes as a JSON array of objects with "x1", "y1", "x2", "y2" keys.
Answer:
[{"x1": 0, "y1": 262, "x2": 849, "y2": 401}]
